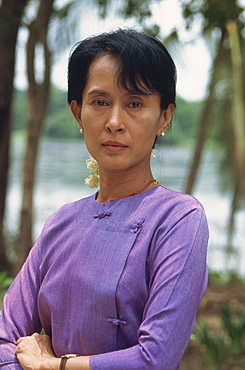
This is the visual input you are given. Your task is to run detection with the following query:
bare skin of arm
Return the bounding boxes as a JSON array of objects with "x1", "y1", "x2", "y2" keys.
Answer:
[{"x1": 16, "y1": 333, "x2": 90, "y2": 370}]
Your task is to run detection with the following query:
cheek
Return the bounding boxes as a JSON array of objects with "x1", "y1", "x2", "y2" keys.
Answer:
[
  {"x1": 136, "y1": 131, "x2": 157, "y2": 153},
  {"x1": 81, "y1": 109, "x2": 105, "y2": 130},
  {"x1": 138, "y1": 119, "x2": 159, "y2": 140},
  {"x1": 80, "y1": 107, "x2": 89, "y2": 123}
]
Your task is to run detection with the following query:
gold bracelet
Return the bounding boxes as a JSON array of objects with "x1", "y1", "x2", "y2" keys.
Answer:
[{"x1": 60, "y1": 354, "x2": 80, "y2": 370}]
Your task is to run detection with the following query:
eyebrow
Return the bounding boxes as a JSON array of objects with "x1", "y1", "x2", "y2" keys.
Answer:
[
  {"x1": 87, "y1": 89, "x2": 156, "y2": 97},
  {"x1": 87, "y1": 89, "x2": 110, "y2": 96}
]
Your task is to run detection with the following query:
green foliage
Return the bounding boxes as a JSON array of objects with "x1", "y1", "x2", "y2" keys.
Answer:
[
  {"x1": 12, "y1": 86, "x2": 78, "y2": 139},
  {"x1": 181, "y1": 0, "x2": 245, "y2": 32},
  {"x1": 180, "y1": 0, "x2": 245, "y2": 211},
  {"x1": 208, "y1": 270, "x2": 245, "y2": 286},
  {"x1": 195, "y1": 303, "x2": 245, "y2": 369},
  {"x1": 94, "y1": 0, "x2": 110, "y2": 18},
  {"x1": 221, "y1": 302, "x2": 245, "y2": 354},
  {"x1": 43, "y1": 86, "x2": 79, "y2": 139},
  {"x1": 143, "y1": 24, "x2": 160, "y2": 38},
  {"x1": 119, "y1": 0, "x2": 152, "y2": 22},
  {"x1": 0, "y1": 271, "x2": 13, "y2": 300},
  {"x1": 202, "y1": 0, "x2": 244, "y2": 31},
  {"x1": 12, "y1": 89, "x2": 27, "y2": 130},
  {"x1": 172, "y1": 96, "x2": 203, "y2": 145},
  {"x1": 47, "y1": 85, "x2": 67, "y2": 115},
  {"x1": 44, "y1": 106, "x2": 79, "y2": 138},
  {"x1": 54, "y1": 1, "x2": 77, "y2": 19},
  {"x1": 195, "y1": 321, "x2": 228, "y2": 369}
]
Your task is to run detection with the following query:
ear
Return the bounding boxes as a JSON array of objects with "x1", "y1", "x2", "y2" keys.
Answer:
[
  {"x1": 158, "y1": 103, "x2": 175, "y2": 136},
  {"x1": 70, "y1": 100, "x2": 83, "y2": 130}
]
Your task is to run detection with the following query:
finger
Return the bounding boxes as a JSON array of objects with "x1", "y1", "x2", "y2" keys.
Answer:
[
  {"x1": 16, "y1": 336, "x2": 30, "y2": 345},
  {"x1": 38, "y1": 336, "x2": 54, "y2": 353},
  {"x1": 32, "y1": 333, "x2": 43, "y2": 342},
  {"x1": 42, "y1": 335, "x2": 52, "y2": 344},
  {"x1": 15, "y1": 344, "x2": 23, "y2": 354},
  {"x1": 16, "y1": 341, "x2": 28, "y2": 354}
]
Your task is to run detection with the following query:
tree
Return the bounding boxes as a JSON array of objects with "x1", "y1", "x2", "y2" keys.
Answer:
[
  {"x1": 184, "y1": 29, "x2": 226, "y2": 194},
  {"x1": 0, "y1": 0, "x2": 29, "y2": 272},
  {"x1": 181, "y1": 0, "x2": 245, "y2": 260},
  {"x1": 182, "y1": 0, "x2": 245, "y2": 192},
  {"x1": 13, "y1": 0, "x2": 55, "y2": 275},
  {"x1": 225, "y1": 20, "x2": 245, "y2": 253}
]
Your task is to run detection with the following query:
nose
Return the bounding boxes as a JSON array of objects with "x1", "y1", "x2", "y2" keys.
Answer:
[{"x1": 105, "y1": 105, "x2": 125, "y2": 133}]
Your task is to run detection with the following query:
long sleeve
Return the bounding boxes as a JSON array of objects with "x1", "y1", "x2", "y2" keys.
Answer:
[
  {"x1": 89, "y1": 203, "x2": 208, "y2": 369},
  {"x1": 0, "y1": 242, "x2": 42, "y2": 368}
]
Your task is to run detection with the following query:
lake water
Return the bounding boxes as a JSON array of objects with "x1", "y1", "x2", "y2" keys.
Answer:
[{"x1": 6, "y1": 137, "x2": 245, "y2": 276}]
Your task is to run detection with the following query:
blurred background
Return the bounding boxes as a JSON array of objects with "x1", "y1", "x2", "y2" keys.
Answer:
[{"x1": 0, "y1": 0, "x2": 245, "y2": 368}]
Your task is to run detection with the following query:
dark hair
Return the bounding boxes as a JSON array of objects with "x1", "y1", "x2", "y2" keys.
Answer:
[{"x1": 68, "y1": 28, "x2": 176, "y2": 110}]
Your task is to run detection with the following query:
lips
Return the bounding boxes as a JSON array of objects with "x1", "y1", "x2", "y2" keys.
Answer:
[{"x1": 102, "y1": 140, "x2": 128, "y2": 152}]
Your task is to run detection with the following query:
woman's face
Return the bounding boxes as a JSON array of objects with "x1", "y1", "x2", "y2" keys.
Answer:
[{"x1": 70, "y1": 54, "x2": 174, "y2": 175}]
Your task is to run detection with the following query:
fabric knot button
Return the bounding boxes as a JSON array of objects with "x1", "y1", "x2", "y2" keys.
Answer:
[
  {"x1": 107, "y1": 318, "x2": 127, "y2": 326},
  {"x1": 93, "y1": 211, "x2": 112, "y2": 219},
  {"x1": 137, "y1": 218, "x2": 145, "y2": 226},
  {"x1": 132, "y1": 218, "x2": 145, "y2": 233}
]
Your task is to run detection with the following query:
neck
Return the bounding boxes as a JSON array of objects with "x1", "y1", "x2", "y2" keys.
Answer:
[{"x1": 96, "y1": 168, "x2": 155, "y2": 204}]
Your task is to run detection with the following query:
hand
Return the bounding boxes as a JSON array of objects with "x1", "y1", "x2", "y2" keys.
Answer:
[{"x1": 16, "y1": 333, "x2": 58, "y2": 370}]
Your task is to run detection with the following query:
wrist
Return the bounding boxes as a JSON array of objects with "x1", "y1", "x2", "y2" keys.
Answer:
[
  {"x1": 41, "y1": 357, "x2": 60, "y2": 370},
  {"x1": 60, "y1": 354, "x2": 83, "y2": 370},
  {"x1": 61, "y1": 355, "x2": 90, "y2": 370}
]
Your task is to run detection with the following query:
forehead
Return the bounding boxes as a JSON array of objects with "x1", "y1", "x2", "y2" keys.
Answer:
[
  {"x1": 86, "y1": 53, "x2": 119, "y2": 82},
  {"x1": 85, "y1": 53, "x2": 155, "y2": 97},
  {"x1": 83, "y1": 55, "x2": 122, "y2": 98}
]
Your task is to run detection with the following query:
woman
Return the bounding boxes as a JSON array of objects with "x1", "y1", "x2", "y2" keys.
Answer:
[{"x1": 0, "y1": 29, "x2": 208, "y2": 369}]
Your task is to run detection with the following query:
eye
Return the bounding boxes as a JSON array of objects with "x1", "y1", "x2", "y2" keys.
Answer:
[
  {"x1": 93, "y1": 99, "x2": 108, "y2": 107},
  {"x1": 91, "y1": 99, "x2": 109, "y2": 107},
  {"x1": 128, "y1": 101, "x2": 142, "y2": 108}
]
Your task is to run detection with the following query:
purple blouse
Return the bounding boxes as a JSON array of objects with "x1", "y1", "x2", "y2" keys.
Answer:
[{"x1": 0, "y1": 185, "x2": 208, "y2": 369}]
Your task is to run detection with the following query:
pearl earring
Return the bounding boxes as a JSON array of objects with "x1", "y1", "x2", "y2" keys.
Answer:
[
  {"x1": 161, "y1": 132, "x2": 165, "y2": 137},
  {"x1": 80, "y1": 128, "x2": 83, "y2": 134}
]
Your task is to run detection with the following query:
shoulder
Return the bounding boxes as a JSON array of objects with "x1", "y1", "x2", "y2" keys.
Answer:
[
  {"x1": 57, "y1": 193, "x2": 96, "y2": 214},
  {"x1": 140, "y1": 185, "x2": 208, "y2": 235},
  {"x1": 40, "y1": 193, "x2": 96, "y2": 230},
  {"x1": 33, "y1": 194, "x2": 97, "y2": 256},
  {"x1": 145, "y1": 185, "x2": 205, "y2": 215}
]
